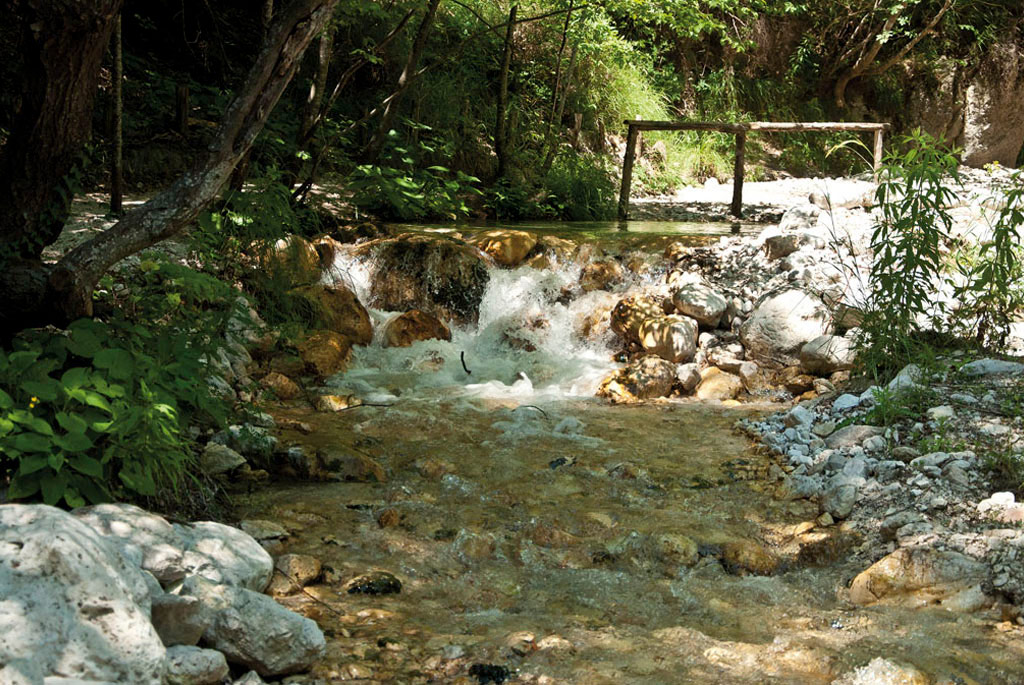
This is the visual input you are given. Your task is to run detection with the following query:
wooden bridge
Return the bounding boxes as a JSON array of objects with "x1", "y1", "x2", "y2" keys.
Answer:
[{"x1": 617, "y1": 120, "x2": 891, "y2": 220}]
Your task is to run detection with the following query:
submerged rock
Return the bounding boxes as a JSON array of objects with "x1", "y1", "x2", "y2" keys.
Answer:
[
  {"x1": 580, "y1": 258, "x2": 625, "y2": 292},
  {"x1": 849, "y1": 548, "x2": 989, "y2": 611},
  {"x1": 346, "y1": 571, "x2": 402, "y2": 595},
  {"x1": 382, "y1": 309, "x2": 452, "y2": 347}
]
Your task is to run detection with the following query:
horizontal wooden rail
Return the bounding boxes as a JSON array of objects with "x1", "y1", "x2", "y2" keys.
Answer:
[{"x1": 617, "y1": 119, "x2": 891, "y2": 220}]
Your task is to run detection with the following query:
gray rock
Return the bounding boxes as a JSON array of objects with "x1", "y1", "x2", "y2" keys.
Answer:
[
  {"x1": 821, "y1": 481, "x2": 859, "y2": 519},
  {"x1": 831, "y1": 393, "x2": 860, "y2": 412},
  {"x1": 174, "y1": 522, "x2": 273, "y2": 592},
  {"x1": 676, "y1": 362, "x2": 701, "y2": 393},
  {"x1": 164, "y1": 646, "x2": 229, "y2": 685},
  {"x1": 862, "y1": 435, "x2": 887, "y2": 452},
  {"x1": 211, "y1": 425, "x2": 277, "y2": 463},
  {"x1": 887, "y1": 363, "x2": 924, "y2": 392},
  {"x1": 739, "y1": 289, "x2": 832, "y2": 366},
  {"x1": 637, "y1": 315, "x2": 699, "y2": 363},
  {"x1": 199, "y1": 443, "x2": 247, "y2": 476},
  {"x1": 0, "y1": 505, "x2": 165, "y2": 684},
  {"x1": 72, "y1": 503, "x2": 186, "y2": 585},
  {"x1": 777, "y1": 204, "x2": 821, "y2": 233},
  {"x1": 825, "y1": 425, "x2": 884, "y2": 450},
  {"x1": 239, "y1": 520, "x2": 289, "y2": 542},
  {"x1": 181, "y1": 577, "x2": 326, "y2": 677},
  {"x1": 778, "y1": 475, "x2": 823, "y2": 501},
  {"x1": 671, "y1": 280, "x2": 728, "y2": 327},
  {"x1": 151, "y1": 593, "x2": 208, "y2": 647},
  {"x1": 784, "y1": 405, "x2": 815, "y2": 428},
  {"x1": 880, "y1": 510, "x2": 927, "y2": 541},
  {"x1": 799, "y1": 335, "x2": 855, "y2": 374},
  {"x1": 842, "y1": 457, "x2": 869, "y2": 480},
  {"x1": 875, "y1": 460, "x2": 906, "y2": 482},
  {"x1": 233, "y1": 672, "x2": 267, "y2": 685}
]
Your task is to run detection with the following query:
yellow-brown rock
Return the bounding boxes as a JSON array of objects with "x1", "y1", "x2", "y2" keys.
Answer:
[
  {"x1": 637, "y1": 314, "x2": 698, "y2": 363},
  {"x1": 313, "y1": 394, "x2": 361, "y2": 412},
  {"x1": 382, "y1": 310, "x2": 452, "y2": 348},
  {"x1": 297, "y1": 330, "x2": 352, "y2": 379},
  {"x1": 469, "y1": 229, "x2": 538, "y2": 266},
  {"x1": 259, "y1": 371, "x2": 301, "y2": 400},
  {"x1": 610, "y1": 294, "x2": 665, "y2": 344},
  {"x1": 290, "y1": 283, "x2": 373, "y2": 345},
  {"x1": 848, "y1": 548, "x2": 990, "y2": 611},
  {"x1": 597, "y1": 355, "x2": 676, "y2": 402},
  {"x1": 722, "y1": 541, "x2": 780, "y2": 576},
  {"x1": 579, "y1": 259, "x2": 625, "y2": 292},
  {"x1": 260, "y1": 235, "x2": 321, "y2": 285},
  {"x1": 695, "y1": 367, "x2": 744, "y2": 401}
]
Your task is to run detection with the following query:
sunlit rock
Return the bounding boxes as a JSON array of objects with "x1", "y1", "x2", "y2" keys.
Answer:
[
  {"x1": 849, "y1": 548, "x2": 990, "y2": 611},
  {"x1": 469, "y1": 229, "x2": 538, "y2": 266},
  {"x1": 740, "y1": 289, "x2": 831, "y2": 366},
  {"x1": 289, "y1": 283, "x2": 372, "y2": 345},
  {"x1": 638, "y1": 314, "x2": 698, "y2": 363},
  {"x1": 382, "y1": 309, "x2": 452, "y2": 347}
]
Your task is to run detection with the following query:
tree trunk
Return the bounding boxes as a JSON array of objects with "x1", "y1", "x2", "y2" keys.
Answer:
[
  {"x1": 363, "y1": 0, "x2": 442, "y2": 162},
  {"x1": 299, "y1": 22, "x2": 335, "y2": 145},
  {"x1": 495, "y1": 3, "x2": 518, "y2": 180},
  {"x1": 110, "y1": 13, "x2": 123, "y2": 215},
  {"x1": 0, "y1": 0, "x2": 339, "y2": 331},
  {"x1": 0, "y1": 0, "x2": 124, "y2": 262}
]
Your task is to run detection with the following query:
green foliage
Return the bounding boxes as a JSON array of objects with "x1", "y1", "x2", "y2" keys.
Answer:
[
  {"x1": 542, "y1": 150, "x2": 617, "y2": 220},
  {"x1": 857, "y1": 383, "x2": 939, "y2": 428},
  {"x1": 1, "y1": 261, "x2": 234, "y2": 507},
  {"x1": 348, "y1": 130, "x2": 481, "y2": 221},
  {"x1": 856, "y1": 130, "x2": 960, "y2": 377}
]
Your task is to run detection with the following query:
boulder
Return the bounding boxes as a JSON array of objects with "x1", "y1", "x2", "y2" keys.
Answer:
[
  {"x1": 849, "y1": 548, "x2": 989, "y2": 611},
  {"x1": 181, "y1": 576, "x2": 326, "y2": 677},
  {"x1": 637, "y1": 315, "x2": 698, "y2": 363},
  {"x1": 72, "y1": 503, "x2": 187, "y2": 586},
  {"x1": 676, "y1": 362, "x2": 701, "y2": 393},
  {"x1": 695, "y1": 367, "x2": 743, "y2": 401},
  {"x1": 825, "y1": 425, "x2": 884, "y2": 450},
  {"x1": 173, "y1": 521, "x2": 273, "y2": 592},
  {"x1": 267, "y1": 554, "x2": 323, "y2": 597},
  {"x1": 259, "y1": 235, "x2": 321, "y2": 286},
  {"x1": 671, "y1": 279, "x2": 728, "y2": 328},
  {"x1": 960, "y1": 358, "x2": 1024, "y2": 377},
  {"x1": 580, "y1": 259, "x2": 625, "y2": 292},
  {"x1": 468, "y1": 229, "x2": 538, "y2": 266},
  {"x1": 151, "y1": 592, "x2": 208, "y2": 647},
  {"x1": 831, "y1": 657, "x2": 929, "y2": 685},
  {"x1": 199, "y1": 443, "x2": 247, "y2": 477},
  {"x1": 259, "y1": 371, "x2": 301, "y2": 401},
  {"x1": 164, "y1": 646, "x2": 230, "y2": 685},
  {"x1": 297, "y1": 330, "x2": 352, "y2": 379},
  {"x1": 0, "y1": 505, "x2": 165, "y2": 684},
  {"x1": 610, "y1": 294, "x2": 665, "y2": 344},
  {"x1": 961, "y1": 42, "x2": 1024, "y2": 167},
  {"x1": 289, "y1": 284, "x2": 372, "y2": 345},
  {"x1": 355, "y1": 234, "x2": 490, "y2": 324},
  {"x1": 597, "y1": 355, "x2": 676, "y2": 402},
  {"x1": 799, "y1": 335, "x2": 855, "y2": 375},
  {"x1": 382, "y1": 310, "x2": 452, "y2": 347},
  {"x1": 739, "y1": 289, "x2": 832, "y2": 366},
  {"x1": 210, "y1": 425, "x2": 277, "y2": 463}
]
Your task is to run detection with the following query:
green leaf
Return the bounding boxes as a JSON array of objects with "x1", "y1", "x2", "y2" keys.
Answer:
[
  {"x1": 13, "y1": 433, "x2": 53, "y2": 452},
  {"x1": 21, "y1": 379, "x2": 59, "y2": 403},
  {"x1": 70, "y1": 474, "x2": 109, "y2": 504},
  {"x1": 0, "y1": 389, "x2": 12, "y2": 409},
  {"x1": 55, "y1": 412, "x2": 88, "y2": 434},
  {"x1": 69, "y1": 454, "x2": 103, "y2": 477},
  {"x1": 47, "y1": 452, "x2": 65, "y2": 471},
  {"x1": 83, "y1": 392, "x2": 112, "y2": 413},
  {"x1": 7, "y1": 473, "x2": 41, "y2": 499},
  {"x1": 63, "y1": 487, "x2": 86, "y2": 508},
  {"x1": 40, "y1": 472, "x2": 68, "y2": 505},
  {"x1": 94, "y1": 348, "x2": 134, "y2": 380},
  {"x1": 61, "y1": 367, "x2": 90, "y2": 390},
  {"x1": 17, "y1": 455, "x2": 49, "y2": 476},
  {"x1": 66, "y1": 326, "x2": 102, "y2": 358},
  {"x1": 55, "y1": 432, "x2": 93, "y2": 452}
]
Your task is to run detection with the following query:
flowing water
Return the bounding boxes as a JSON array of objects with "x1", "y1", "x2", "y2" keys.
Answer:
[{"x1": 239, "y1": 222, "x2": 1024, "y2": 683}]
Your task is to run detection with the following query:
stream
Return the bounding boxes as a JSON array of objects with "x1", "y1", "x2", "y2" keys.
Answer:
[{"x1": 239, "y1": 221, "x2": 1024, "y2": 683}]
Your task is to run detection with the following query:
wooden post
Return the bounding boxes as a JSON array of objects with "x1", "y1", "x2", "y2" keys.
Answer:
[
  {"x1": 175, "y1": 84, "x2": 190, "y2": 135},
  {"x1": 731, "y1": 129, "x2": 746, "y2": 219},
  {"x1": 873, "y1": 128, "x2": 884, "y2": 176},
  {"x1": 618, "y1": 123, "x2": 639, "y2": 221}
]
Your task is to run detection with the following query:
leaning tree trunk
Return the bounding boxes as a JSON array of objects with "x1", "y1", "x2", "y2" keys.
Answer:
[
  {"x1": 1, "y1": 0, "x2": 339, "y2": 332},
  {"x1": 0, "y1": 0, "x2": 124, "y2": 262}
]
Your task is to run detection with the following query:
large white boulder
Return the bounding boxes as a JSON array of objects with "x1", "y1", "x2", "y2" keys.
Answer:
[
  {"x1": 739, "y1": 289, "x2": 832, "y2": 366},
  {"x1": 72, "y1": 503, "x2": 187, "y2": 585},
  {"x1": 182, "y1": 576, "x2": 325, "y2": 677},
  {"x1": 174, "y1": 521, "x2": 273, "y2": 592},
  {"x1": 670, "y1": 278, "x2": 727, "y2": 328},
  {"x1": 799, "y1": 334, "x2": 855, "y2": 375},
  {"x1": 0, "y1": 505, "x2": 165, "y2": 684}
]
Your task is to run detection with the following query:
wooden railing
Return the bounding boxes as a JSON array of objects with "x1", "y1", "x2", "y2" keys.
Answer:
[{"x1": 617, "y1": 120, "x2": 891, "y2": 220}]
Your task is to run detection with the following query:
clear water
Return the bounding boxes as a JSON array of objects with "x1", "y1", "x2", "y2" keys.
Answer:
[{"x1": 239, "y1": 228, "x2": 1024, "y2": 683}]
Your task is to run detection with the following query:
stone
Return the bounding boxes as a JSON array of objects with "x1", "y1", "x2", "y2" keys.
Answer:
[
  {"x1": 597, "y1": 355, "x2": 677, "y2": 402},
  {"x1": 610, "y1": 294, "x2": 665, "y2": 344},
  {"x1": 259, "y1": 235, "x2": 321, "y2": 286},
  {"x1": 579, "y1": 259, "x2": 625, "y2": 292},
  {"x1": 0, "y1": 505, "x2": 165, "y2": 684},
  {"x1": 784, "y1": 406, "x2": 814, "y2": 428},
  {"x1": 321, "y1": 450, "x2": 387, "y2": 482},
  {"x1": 695, "y1": 367, "x2": 743, "y2": 401},
  {"x1": 259, "y1": 372, "x2": 301, "y2": 401},
  {"x1": 849, "y1": 548, "x2": 989, "y2": 611},
  {"x1": 721, "y1": 541, "x2": 780, "y2": 576},
  {"x1": 210, "y1": 425, "x2": 277, "y2": 463},
  {"x1": 355, "y1": 234, "x2": 490, "y2": 324},
  {"x1": 960, "y1": 358, "x2": 1024, "y2": 377},
  {"x1": 676, "y1": 363, "x2": 701, "y2": 393},
  {"x1": 164, "y1": 646, "x2": 230, "y2": 685},
  {"x1": 655, "y1": 533, "x2": 699, "y2": 567},
  {"x1": 199, "y1": 443, "x2": 247, "y2": 477},
  {"x1": 831, "y1": 393, "x2": 860, "y2": 412},
  {"x1": 313, "y1": 393, "x2": 361, "y2": 412},
  {"x1": 831, "y1": 657, "x2": 929, "y2": 685},
  {"x1": 825, "y1": 425, "x2": 884, "y2": 450},
  {"x1": 812, "y1": 421, "x2": 837, "y2": 437},
  {"x1": 174, "y1": 521, "x2": 273, "y2": 592},
  {"x1": 382, "y1": 309, "x2": 452, "y2": 347},
  {"x1": 670, "y1": 278, "x2": 728, "y2": 327},
  {"x1": 469, "y1": 229, "x2": 538, "y2": 266},
  {"x1": 289, "y1": 283, "x2": 372, "y2": 345},
  {"x1": 72, "y1": 503, "x2": 187, "y2": 586},
  {"x1": 926, "y1": 405, "x2": 955, "y2": 421},
  {"x1": 181, "y1": 576, "x2": 326, "y2": 677},
  {"x1": 297, "y1": 330, "x2": 352, "y2": 379},
  {"x1": 888, "y1": 364, "x2": 923, "y2": 392},
  {"x1": 799, "y1": 335, "x2": 854, "y2": 374},
  {"x1": 637, "y1": 315, "x2": 698, "y2": 363},
  {"x1": 821, "y1": 480, "x2": 859, "y2": 519},
  {"x1": 151, "y1": 592, "x2": 208, "y2": 647},
  {"x1": 266, "y1": 554, "x2": 323, "y2": 597},
  {"x1": 239, "y1": 520, "x2": 288, "y2": 542},
  {"x1": 740, "y1": 289, "x2": 831, "y2": 366},
  {"x1": 960, "y1": 42, "x2": 1024, "y2": 167}
]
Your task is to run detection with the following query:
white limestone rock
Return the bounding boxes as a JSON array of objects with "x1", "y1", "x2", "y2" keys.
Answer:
[{"x1": 174, "y1": 521, "x2": 273, "y2": 592}]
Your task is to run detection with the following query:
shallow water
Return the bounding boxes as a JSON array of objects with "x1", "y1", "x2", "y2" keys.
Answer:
[{"x1": 240, "y1": 227, "x2": 1024, "y2": 683}]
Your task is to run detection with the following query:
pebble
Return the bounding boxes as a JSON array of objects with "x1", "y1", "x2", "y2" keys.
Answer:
[{"x1": 832, "y1": 393, "x2": 861, "y2": 411}]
